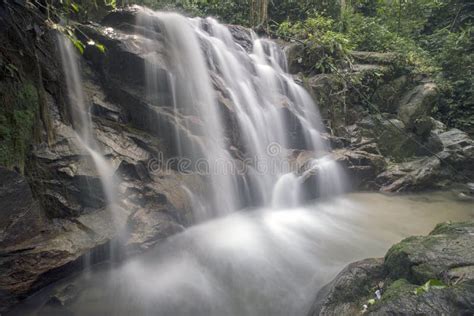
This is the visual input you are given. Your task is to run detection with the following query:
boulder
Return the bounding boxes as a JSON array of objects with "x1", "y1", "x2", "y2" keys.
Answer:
[
  {"x1": 333, "y1": 148, "x2": 386, "y2": 190},
  {"x1": 377, "y1": 156, "x2": 442, "y2": 192},
  {"x1": 398, "y1": 83, "x2": 439, "y2": 128},
  {"x1": 309, "y1": 221, "x2": 474, "y2": 316},
  {"x1": 308, "y1": 258, "x2": 385, "y2": 316},
  {"x1": 371, "y1": 75, "x2": 409, "y2": 113}
]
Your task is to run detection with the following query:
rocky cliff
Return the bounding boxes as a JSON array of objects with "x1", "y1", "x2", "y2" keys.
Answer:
[{"x1": 0, "y1": 4, "x2": 197, "y2": 311}]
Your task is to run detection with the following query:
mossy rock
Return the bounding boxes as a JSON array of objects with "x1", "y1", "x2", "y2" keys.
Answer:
[
  {"x1": 385, "y1": 221, "x2": 474, "y2": 284},
  {"x1": 0, "y1": 81, "x2": 39, "y2": 172}
]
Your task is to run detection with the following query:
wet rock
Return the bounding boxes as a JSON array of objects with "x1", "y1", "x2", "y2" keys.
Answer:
[
  {"x1": 309, "y1": 221, "x2": 474, "y2": 316},
  {"x1": 308, "y1": 258, "x2": 385, "y2": 316},
  {"x1": 101, "y1": 6, "x2": 145, "y2": 31},
  {"x1": 0, "y1": 208, "x2": 115, "y2": 312},
  {"x1": 333, "y1": 149, "x2": 386, "y2": 190},
  {"x1": 284, "y1": 42, "x2": 306, "y2": 74},
  {"x1": 0, "y1": 168, "x2": 45, "y2": 248},
  {"x1": 126, "y1": 208, "x2": 185, "y2": 253},
  {"x1": 46, "y1": 283, "x2": 80, "y2": 307},
  {"x1": 227, "y1": 24, "x2": 254, "y2": 52},
  {"x1": 385, "y1": 221, "x2": 474, "y2": 283}
]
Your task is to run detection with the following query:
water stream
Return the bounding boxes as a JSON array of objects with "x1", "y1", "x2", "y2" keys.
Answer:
[
  {"x1": 57, "y1": 35, "x2": 123, "y2": 262},
  {"x1": 136, "y1": 8, "x2": 345, "y2": 219},
  {"x1": 9, "y1": 192, "x2": 474, "y2": 316},
  {"x1": 32, "y1": 8, "x2": 473, "y2": 316}
]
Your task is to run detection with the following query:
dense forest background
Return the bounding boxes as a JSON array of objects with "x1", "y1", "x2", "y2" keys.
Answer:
[{"x1": 21, "y1": 0, "x2": 474, "y2": 134}]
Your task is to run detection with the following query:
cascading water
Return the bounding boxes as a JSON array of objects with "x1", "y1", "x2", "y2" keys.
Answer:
[
  {"x1": 136, "y1": 8, "x2": 346, "y2": 217},
  {"x1": 57, "y1": 35, "x2": 123, "y2": 261},
  {"x1": 10, "y1": 8, "x2": 474, "y2": 316}
]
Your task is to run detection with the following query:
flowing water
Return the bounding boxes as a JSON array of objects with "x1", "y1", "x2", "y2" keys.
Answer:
[
  {"x1": 57, "y1": 36, "x2": 123, "y2": 260},
  {"x1": 9, "y1": 192, "x2": 474, "y2": 316},
  {"x1": 136, "y1": 8, "x2": 345, "y2": 219},
  {"x1": 30, "y1": 8, "x2": 472, "y2": 316}
]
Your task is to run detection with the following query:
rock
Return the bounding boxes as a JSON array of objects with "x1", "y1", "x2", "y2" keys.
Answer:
[
  {"x1": 309, "y1": 221, "x2": 474, "y2": 316},
  {"x1": 0, "y1": 209, "x2": 115, "y2": 312},
  {"x1": 227, "y1": 24, "x2": 253, "y2": 52},
  {"x1": 413, "y1": 115, "x2": 435, "y2": 137},
  {"x1": 398, "y1": 83, "x2": 439, "y2": 128},
  {"x1": 375, "y1": 119, "x2": 419, "y2": 160},
  {"x1": 385, "y1": 221, "x2": 474, "y2": 283},
  {"x1": 377, "y1": 156, "x2": 442, "y2": 192},
  {"x1": 284, "y1": 42, "x2": 307, "y2": 74},
  {"x1": 375, "y1": 127, "x2": 474, "y2": 191},
  {"x1": 46, "y1": 283, "x2": 80, "y2": 307},
  {"x1": 126, "y1": 207, "x2": 185, "y2": 253},
  {"x1": 438, "y1": 128, "x2": 474, "y2": 151},
  {"x1": 308, "y1": 258, "x2": 385, "y2": 316},
  {"x1": 333, "y1": 148, "x2": 386, "y2": 190},
  {"x1": 350, "y1": 51, "x2": 398, "y2": 65},
  {"x1": 0, "y1": 168, "x2": 45, "y2": 248},
  {"x1": 372, "y1": 75, "x2": 409, "y2": 113}
]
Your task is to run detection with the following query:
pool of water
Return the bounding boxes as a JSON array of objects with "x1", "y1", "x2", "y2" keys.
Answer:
[{"x1": 9, "y1": 192, "x2": 473, "y2": 316}]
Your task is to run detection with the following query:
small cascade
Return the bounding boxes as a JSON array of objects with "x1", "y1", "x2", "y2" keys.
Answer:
[
  {"x1": 135, "y1": 8, "x2": 345, "y2": 216},
  {"x1": 57, "y1": 35, "x2": 122, "y2": 264}
]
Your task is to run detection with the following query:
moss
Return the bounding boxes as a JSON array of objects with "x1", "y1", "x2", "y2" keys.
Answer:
[
  {"x1": 430, "y1": 221, "x2": 473, "y2": 235},
  {"x1": 380, "y1": 279, "x2": 417, "y2": 303},
  {"x1": 0, "y1": 81, "x2": 39, "y2": 173},
  {"x1": 384, "y1": 236, "x2": 419, "y2": 281}
]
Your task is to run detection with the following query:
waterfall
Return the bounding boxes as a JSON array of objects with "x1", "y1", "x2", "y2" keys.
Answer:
[
  {"x1": 136, "y1": 8, "x2": 345, "y2": 217},
  {"x1": 57, "y1": 35, "x2": 122, "y2": 260}
]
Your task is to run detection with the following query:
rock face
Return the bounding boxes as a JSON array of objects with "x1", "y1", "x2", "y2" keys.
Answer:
[
  {"x1": 0, "y1": 168, "x2": 44, "y2": 248},
  {"x1": 309, "y1": 221, "x2": 474, "y2": 315},
  {"x1": 0, "y1": 4, "x2": 198, "y2": 312},
  {"x1": 294, "y1": 48, "x2": 474, "y2": 192}
]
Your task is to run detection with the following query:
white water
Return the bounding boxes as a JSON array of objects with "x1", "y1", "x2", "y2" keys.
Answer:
[
  {"x1": 32, "y1": 9, "x2": 470, "y2": 316},
  {"x1": 10, "y1": 193, "x2": 474, "y2": 316},
  {"x1": 57, "y1": 36, "x2": 122, "y2": 251},
  {"x1": 136, "y1": 8, "x2": 345, "y2": 219}
]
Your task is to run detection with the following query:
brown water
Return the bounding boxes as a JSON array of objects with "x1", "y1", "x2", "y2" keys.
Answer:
[{"x1": 9, "y1": 192, "x2": 473, "y2": 316}]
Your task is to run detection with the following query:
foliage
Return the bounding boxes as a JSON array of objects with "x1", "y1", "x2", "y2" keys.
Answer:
[
  {"x1": 413, "y1": 279, "x2": 447, "y2": 295},
  {"x1": 27, "y1": 1, "x2": 112, "y2": 54},
  {"x1": 277, "y1": 14, "x2": 352, "y2": 73},
  {"x1": 339, "y1": 9, "x2": 436, "y2": 73},
  {"x1": 429, "y1": 26, "x2": 474, "y2": 133}
]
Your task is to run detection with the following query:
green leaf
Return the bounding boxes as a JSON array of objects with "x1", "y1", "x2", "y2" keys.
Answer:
[
  {"x1": 95, "y1": 43, "x2": 106, "y2": 53},
  {"x1": 104, "y1": 0, "x2": 116, "y2": 8},
  {"x1": 413, "y1": 279, "x2": 446, "y2": 295},
  {"x1": 70, "y1": 2, "x2": 79, "y2": 13},
  {"x1": 68, "y1": 37, "x2": 85, "y2": 54},
  {"x1": 367, "y1": 299, "x2": 376, "y2": 305}
]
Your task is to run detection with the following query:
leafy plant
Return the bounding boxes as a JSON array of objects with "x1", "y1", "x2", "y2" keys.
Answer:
[
  {"x1": 277, "y1": 14, "x2": 352, "y2": 73},
  {"x1": 413, "y1": 279, "x2": 447, "y2": 295}
]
